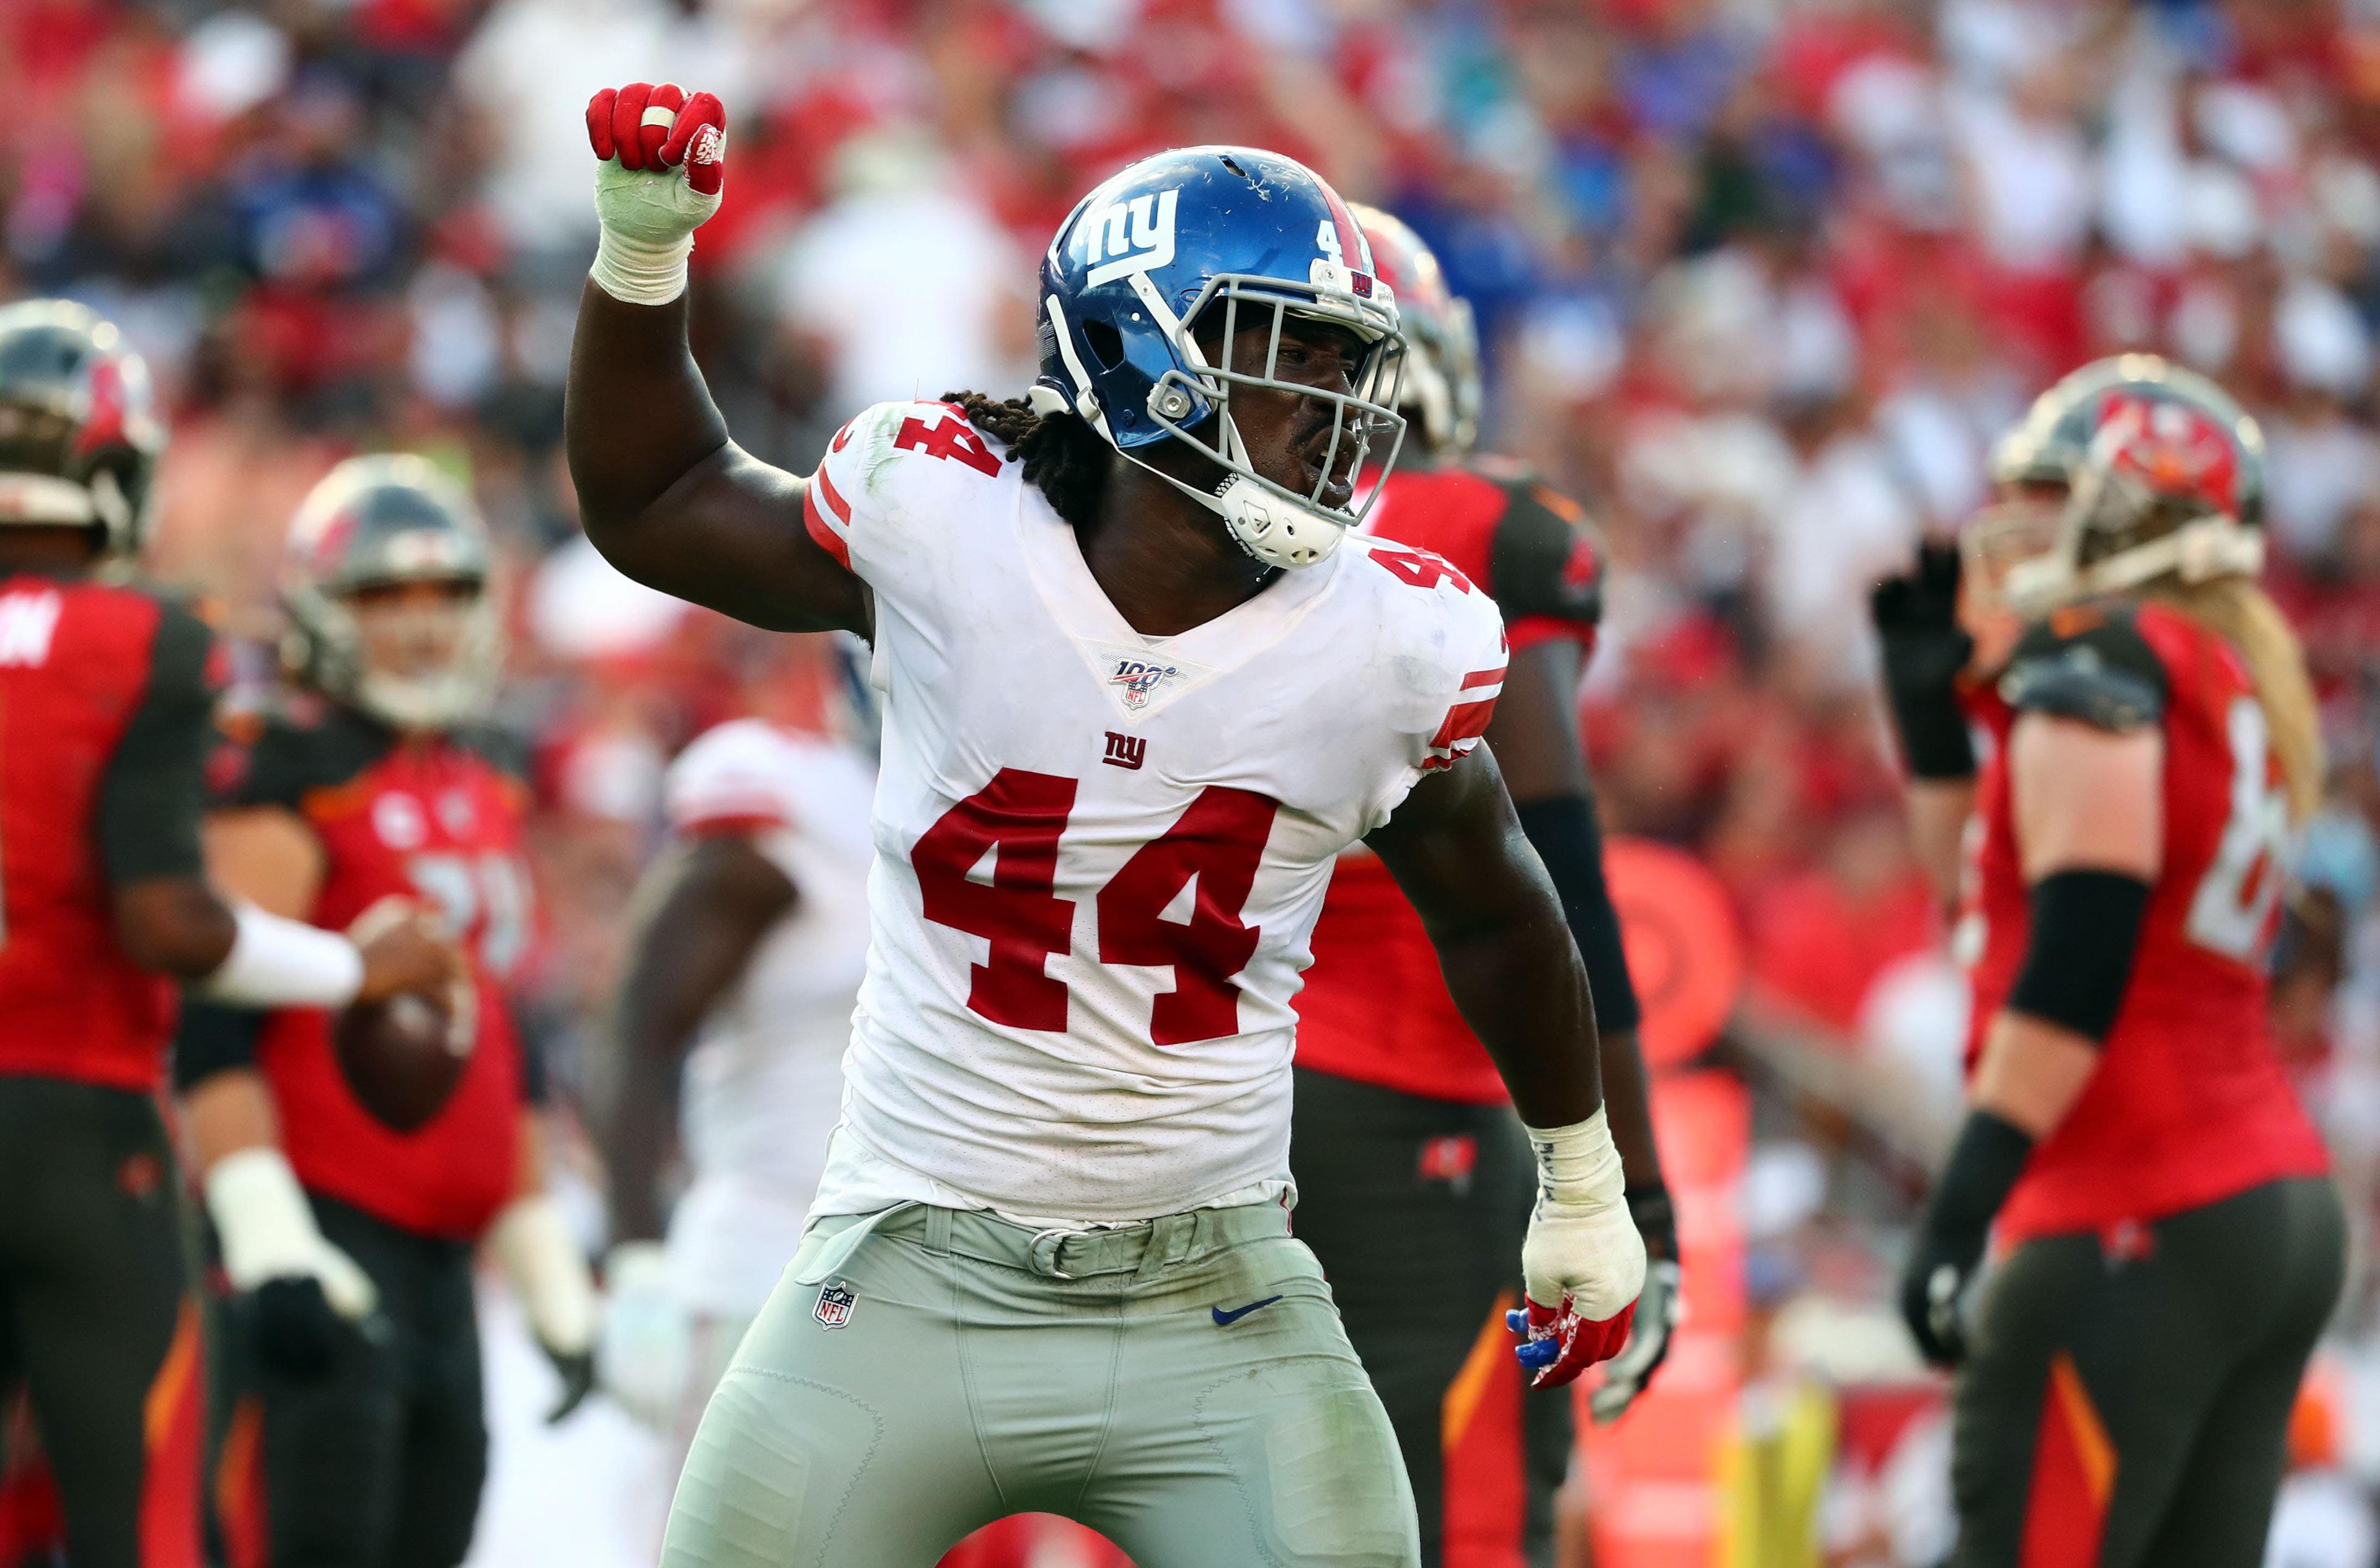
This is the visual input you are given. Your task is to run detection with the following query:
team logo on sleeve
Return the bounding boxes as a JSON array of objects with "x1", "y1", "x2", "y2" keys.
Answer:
[
  {"x1": 1108, "y1": 656, "x2": 1181, "y2": 711},
  {"x1": 814, "y1": 1280, "x2": 858, "y2": 1329}
]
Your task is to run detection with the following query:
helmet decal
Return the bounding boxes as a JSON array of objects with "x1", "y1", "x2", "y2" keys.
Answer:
[
  {"x1": 1082, "y1": 188, "x2": 1179, "y2": 287},
  {"x1": 2092, "y1": 392, "x2": 2241, "y2": 518}
]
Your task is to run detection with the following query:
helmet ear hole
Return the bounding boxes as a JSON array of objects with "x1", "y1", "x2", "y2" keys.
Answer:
[{"x1": 1083, "y1": 320, "x2": 1126, "y2": 372}]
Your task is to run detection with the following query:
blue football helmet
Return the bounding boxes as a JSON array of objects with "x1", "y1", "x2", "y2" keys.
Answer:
[{"x1": 1028, "y1": 146, "x2": 1406, "y2": 568}]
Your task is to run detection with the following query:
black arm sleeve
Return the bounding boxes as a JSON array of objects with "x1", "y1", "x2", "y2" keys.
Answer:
[
  {"x1": 97, "y1": 600, "x2": 219, "y2": 885},
  {"x1": 1998, "y1": 606, "x2": 2169, "y2": 732},
  {"x1": 1512, "y1": 793, "x2": 1642, "y2": 1034},
  {"x1": 1487, "y1": 474, "x2": 1605, "y2": 636},
  {"x1": 2006, "y1": 868, "x2": 2152, "y2": 1042},
  {"x1": 172, "y1": 1000, "x2": 264, "y2": 1091}
]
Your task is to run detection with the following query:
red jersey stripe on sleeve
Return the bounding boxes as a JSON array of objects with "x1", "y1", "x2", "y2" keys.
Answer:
[
  {"x1": 803, "y1": 480, "x2": 852, "y2": 568},
  {"x1": 813, "y1": 464, "x2": 853, "y2": 526}
]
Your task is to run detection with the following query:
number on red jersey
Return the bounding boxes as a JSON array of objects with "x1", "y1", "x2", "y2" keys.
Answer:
[
  {"x1": 2185, "y1": 696, "x2": 2290, "y2": 964},
  {"x1": 914, "y1": 775, "x2": 1280, "y2": 1044},
  {"x1": 407, "y1": 850, "x2": 535, "y2": 981}
]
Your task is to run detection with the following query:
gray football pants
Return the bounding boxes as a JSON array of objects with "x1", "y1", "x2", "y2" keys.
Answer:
[{"x1": 660, "y1": 1200, "x2": 1420, "y2": 1567}]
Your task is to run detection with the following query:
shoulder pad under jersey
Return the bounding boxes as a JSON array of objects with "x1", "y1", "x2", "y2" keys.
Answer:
[
  {"x1": 1998, "y1": 602, "x2": 2169, "y2": 732},
  {"x1": 211, "y1": 701, "x2": 392, "y2": 810},
  {"x1": 1483, "y1": 470, "x2": 1604, "y2": 636}
]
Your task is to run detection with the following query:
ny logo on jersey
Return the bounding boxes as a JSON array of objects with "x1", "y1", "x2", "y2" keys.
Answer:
[
  {"x1": 1082, "y1": 188, "x2": 1179, "y2": 287},
  {"x1": 1108, "y1": 656, "x2": 1179, "y2": 711},
  {"x1": 1103, "y1": 731, "x2": 1147, "y2": 771},
  {"x1": 0, "y1": 589, "x2": 62, "y2": 667}
]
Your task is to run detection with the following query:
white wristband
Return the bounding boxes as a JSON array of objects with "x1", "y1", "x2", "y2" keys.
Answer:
[
  {"x1": 205, "y1": 1147, "x2": 330, "y2": 1289},
  {"x1": 198, "y1": 904, "x2": 364, "y2": 1010},
  {"x1": 589, "y1": 226, "x2": 693, "y2": 307},
  {"x1": 489, "y1": 1194, "x2": 599, "y2": 1355},
  {"x1": 1522, "y1": 1108, "x2": 1626, "y2": 1211}
]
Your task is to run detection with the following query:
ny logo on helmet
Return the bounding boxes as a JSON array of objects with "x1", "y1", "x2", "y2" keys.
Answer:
[{"x1": 1082, "y1": 189, "x2": 1179, "y2": 287}]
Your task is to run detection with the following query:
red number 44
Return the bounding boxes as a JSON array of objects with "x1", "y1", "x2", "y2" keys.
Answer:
[{"x1": 910, "y1": 769, "x2": 1278, "y2": 1046}]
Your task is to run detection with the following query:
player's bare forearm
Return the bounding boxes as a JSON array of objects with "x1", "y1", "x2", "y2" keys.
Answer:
[
  {"x1": 112, "y1": 876, "x2": 239, "y2": 977},
  {"x1": 1907, "y1": 778, "x2": 1975, "y2": 909},
  {"x1": 1486, "y1": 642, "x2": 1662, "y2": 1189},
  {"x1": 565, "y1": 283, "x2": 868, "y2": 635},
  {"x1": 1367, "y1": 744, "x2": 1602, "y2": 1128},
  {"x1": 596, "y1": 835, "x2": 795, "y2": 1243}
]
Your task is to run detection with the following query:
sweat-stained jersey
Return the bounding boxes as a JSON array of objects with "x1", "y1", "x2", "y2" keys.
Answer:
[
  {"x1": 1960, "y1": 601, "x2": 2327, "y2": 1244},
  {"x1": 800, "y1": 400, "x2": 1510, "y2": 1225},
  {"x1": 209, "y1": 706, "x2": 536, "y2": 1241},
  {"x1": 1297, "y1": 462, "x2": 1606, "y2": 1104},
  {"x1": 661, "y1": 719, "x2": 876, "y2": 1315},
  {"x1": 0, "y1": 573, "x2": 218, "y2": 1090}
]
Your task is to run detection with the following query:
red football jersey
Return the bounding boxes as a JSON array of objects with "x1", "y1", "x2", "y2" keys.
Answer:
[
  {"x1": 0, "y1": 573, "x2": 214, "y2": 1090},
  {"x1": 1962, "y1": 601, "x2": 2327, "y2": 1244},
  {"x1": 1297, "y1": 462, "x2": 1605, "y2": 1103},
  {"x1": 227, "y1": 709, "x2": 535, "y2": 1240}
]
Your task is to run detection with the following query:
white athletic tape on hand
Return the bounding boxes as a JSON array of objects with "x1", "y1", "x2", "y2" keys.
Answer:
[
  {"x1": 641, "y1": 105, "x2": 676, "y2": 130},
  {"x1": 589, "y1": 156, "x2": 720, "y2": 306}
]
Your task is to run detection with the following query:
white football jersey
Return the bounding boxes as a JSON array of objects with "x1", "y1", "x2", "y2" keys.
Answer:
[
  {"x1": 661, "y1": 720, "x2": 876, "y2": 1313},
  {"x1": 803, "y1": 400, "x2": 1508, "y2": 1225}
]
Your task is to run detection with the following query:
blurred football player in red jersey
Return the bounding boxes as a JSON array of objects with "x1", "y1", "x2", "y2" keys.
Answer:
[
  {"x1": 1874, "y1": 358, "x2": 2345, "y2": 1567},
  {"x1": 0, "y1": 303, "x2": 453, "y2": 1568},
  {"x1": 172, "y1": 457, "x2": 597, "y2": 1568},
  {"x1": 1289, "y1": 210, "x2": 1677, "y2": 1567}
]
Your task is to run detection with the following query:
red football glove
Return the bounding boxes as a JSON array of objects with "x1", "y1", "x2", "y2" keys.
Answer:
[
  {"x1": 1508, "y1": 1294, "x2": 1640, "y2": 1391},
  {"x1": 585, "y1": 82, "x2": 727, "y2": 195}
]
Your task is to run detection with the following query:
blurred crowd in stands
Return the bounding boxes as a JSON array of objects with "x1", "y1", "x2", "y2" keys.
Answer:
[{"x1": 18, "y1": 0, "x2": 2380, "y2": 1557}]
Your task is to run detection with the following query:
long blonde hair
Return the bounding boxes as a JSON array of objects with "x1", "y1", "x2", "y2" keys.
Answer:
[{"x1": 2141, "y1": 576, "x2": 2324, "y2": 823}]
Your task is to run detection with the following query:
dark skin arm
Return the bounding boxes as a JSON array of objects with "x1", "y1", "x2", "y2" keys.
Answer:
[
  {"x1": 112, "y1": 878, "x2": 238, "y2": 977},
  {"x1": 1485, "y1": 641, "x2": 1663, "y2": 1193},
  {"x1": 564, "y1": 285, "x2": 868, "y2": 636},
  {"x1": 1365, "y1": 742, "x2": 1600, "y2": 1129},
  {"x1": 595, "y1": 834, "x2": 796, "y2": 1244}
]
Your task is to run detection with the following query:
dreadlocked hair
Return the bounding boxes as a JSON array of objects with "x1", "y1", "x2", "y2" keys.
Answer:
[{"x1": 943, "y1": 390, "x2": 1111, "y2": 530}]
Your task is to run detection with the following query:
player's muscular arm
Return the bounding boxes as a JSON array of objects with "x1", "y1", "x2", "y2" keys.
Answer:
[
  {"x1": 1372, "y1": 744, "x2": 1647, "y2": 1382},
  {"x1": 595, "y1": 834, "x2": 795, "y2": 1244},
  {"x1": 565, "y1": 82, "x2": 868, "y2": 635},
  {"x1": 1486, "y1": 642, "x2": 1663, "y2": 1193},
  {"x1": 1365, "y1": 742, "x2": 1600, "y2": 1127},
  {"x1": 567, "y1": 290, "x2": 867, "y2": 635}
]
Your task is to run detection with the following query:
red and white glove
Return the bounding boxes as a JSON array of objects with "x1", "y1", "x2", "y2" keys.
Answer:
[
  {"x1": 584, "y1": 82, "x2": 728, "y2": 306},
  {"x1": 1507, "y1": 1108, "x2": 1646, "y2": 1390}
]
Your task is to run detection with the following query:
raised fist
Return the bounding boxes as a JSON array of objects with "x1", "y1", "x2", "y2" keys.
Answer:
[{"x1": 585, "y1": 82, "x2": 728, "y2": 305}]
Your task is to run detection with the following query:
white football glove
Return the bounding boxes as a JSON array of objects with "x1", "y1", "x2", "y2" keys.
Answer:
[
  {"x1": 206, "y1": 1145, "x2": 379, "y2": 1319},
  {"x1": 487, "y1": 1194, "x2": 601, "y2": 1422},
  {"x1": 585, "y1": 82, "x2": 728, "y2": 306},
  {"x1": 595, "y1": 1240, "x2": 694, "y2": 1432},
  {"x1": 1507, "y1": 1109, "x2": 1647, "y2": 1389}
]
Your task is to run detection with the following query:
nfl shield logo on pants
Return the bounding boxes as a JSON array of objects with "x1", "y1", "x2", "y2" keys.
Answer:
[{"x1": 814, "y1": 1280, "x2": 858, "y2": 1329}]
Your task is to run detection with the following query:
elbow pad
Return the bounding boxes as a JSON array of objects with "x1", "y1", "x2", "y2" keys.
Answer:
[
  {"x1": 1512, "y1": 795, "x2": 1642, "y2": 1034},
  {"x1": 2005, "y1": 869, "x2": 2153, "y2": 1042}
]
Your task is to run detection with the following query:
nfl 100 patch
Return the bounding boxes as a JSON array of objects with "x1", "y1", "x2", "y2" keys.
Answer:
[{"x1": 814, "y1": 1279, "x2": 858, "y2": 1329}]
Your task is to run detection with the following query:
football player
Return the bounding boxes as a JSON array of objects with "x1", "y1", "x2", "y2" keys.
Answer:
[
  {"x1": 567, "y1": 87, "x2": 1643, "y2": 1565},
  {"x1": 0, "y1": 302, "x2": 452, "y2": 1568},
  {"x1": 1290, "y1": 208, "x2": 1677, "y2": 1566},
  {"x1": 1874, "y1": 359, "x2": 2343, "y2": 1566},
  {"x1": 172, "y1": 457, "x2": 597, "y2": 1568},
  {"x1": 594, "y1": 711, "x2": 875, "y2": 1466}
]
